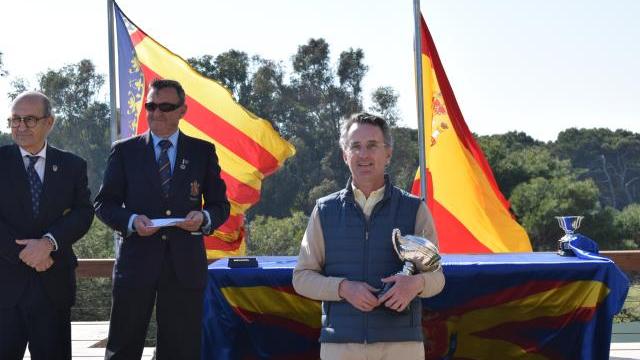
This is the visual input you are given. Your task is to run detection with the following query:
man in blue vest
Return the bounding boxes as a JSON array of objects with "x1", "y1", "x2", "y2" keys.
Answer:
[{"x1": 293, "y1": 112, "x2": 445, "y2": 359}]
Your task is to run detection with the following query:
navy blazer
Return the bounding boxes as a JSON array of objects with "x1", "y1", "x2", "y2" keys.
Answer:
[
  {"x1": 0, "y1": 144, "x2": 94, "y2": 308},
  {"x1": 94, "y1": 131, "x2": 230, "y2": 289}
]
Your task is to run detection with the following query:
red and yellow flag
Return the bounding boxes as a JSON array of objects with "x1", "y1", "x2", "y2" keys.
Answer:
[
  {"x1": 411, "y1": 15, "x2": 531, "y2": 253},
  {"x1": 115, "y1": 5, "x2": 295, "y2": 258}
]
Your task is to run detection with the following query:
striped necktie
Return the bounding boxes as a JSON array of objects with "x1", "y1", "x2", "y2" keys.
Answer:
[
  {"x1": 158, "y1": 140, "x2": 172, "y2": 198},
  {"x1": 26, "y1": 155, "x2": 43, "y2": 217}
]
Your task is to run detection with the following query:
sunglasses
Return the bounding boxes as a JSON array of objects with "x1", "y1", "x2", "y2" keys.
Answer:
[{"x1": 144, "y1": 102, "x2": 182, "y2": 112}]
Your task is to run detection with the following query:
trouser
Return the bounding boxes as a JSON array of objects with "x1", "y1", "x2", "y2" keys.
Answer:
[
  {"x1": 321, "y1": 341, "x2": 425, "y2": 360},
  {"x1": 105, "y1": 254, "x2": 204, "y2": 360},
  {"x1": 0, "y1": 275, "x2": 71, "y2": 360}
]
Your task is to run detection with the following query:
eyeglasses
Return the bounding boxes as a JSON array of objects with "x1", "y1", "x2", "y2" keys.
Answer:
[
  {"x1": 144, "y1": 102, "x2": 182, "y2": 112},
  {"x1": 7, "y1": 115, "x2": 48, "y2": 128},
  {"x1": 347, "y1": 141, "x2": 388, "y2": 154}
]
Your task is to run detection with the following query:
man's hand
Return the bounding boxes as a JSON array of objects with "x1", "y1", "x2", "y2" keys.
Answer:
[
  {"x1": 16, "y1": 238, "x2": 53, "y2": 268},
  {"x1": 338, "y1": 280, "x2": 380, "y2": 312},
  {"x1": 377, "y1": 274, "x2": 424, "y2": 312},
  {"x1": 133, "y1": 215, "x2": 159, "y2": 237},
  {"x1": 177, "y1": 211, "x2": 203, "y2": 232},
  {"x1": 33, "y1": 256, "x2": 55, "y2": 272}
]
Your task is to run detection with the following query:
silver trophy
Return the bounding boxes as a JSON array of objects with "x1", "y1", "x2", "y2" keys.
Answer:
[
  {"x1": 555, "y1": 216, "x2": 584, "y2": 256},
  {"x1": 379, "y1": 229, "x2": 442, "y2": 298}
]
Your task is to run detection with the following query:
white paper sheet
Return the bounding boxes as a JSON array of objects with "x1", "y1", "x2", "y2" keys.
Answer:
[{"x1": 149, "y1": 218, "x2": 185, "y2": 228}]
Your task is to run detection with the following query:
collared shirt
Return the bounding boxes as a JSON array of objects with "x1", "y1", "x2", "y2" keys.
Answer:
[
  {"x1": 293, "y1": 183, "x2": 445, "y2": 301},
  {"x1": 150, "y1": 130, "x2": 179, "y2": 173},
  {"x1": 127, "y1": 131, "x2": 212, "y2": 234},
  {"x1": 19, "y1": 142, "x2": 58, "y2": 251},
  {"x1": 19, "y1": 142, "x2": 47, "y2": 181},
  {"x1": 351, "y1": 184, "x2": 385, "y2": 221}
]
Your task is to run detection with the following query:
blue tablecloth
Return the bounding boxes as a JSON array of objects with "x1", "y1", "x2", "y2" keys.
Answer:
[{"x1": 202, "y1": 253, "x2": 629, "y2": 359}]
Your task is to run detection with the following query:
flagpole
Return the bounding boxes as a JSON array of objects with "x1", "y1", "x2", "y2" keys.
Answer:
[
  {"x1": 107, "y1": 0, "x2": 122, "y2": 257},
  {"x1": 107, "y1": 0, "x2": 118, "y2": 144},
  {"x1": 413, "y1": 0, "x2": 428, "y2": 201}
]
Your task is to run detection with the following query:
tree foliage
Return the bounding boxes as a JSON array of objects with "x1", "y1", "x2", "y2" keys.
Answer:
[
  {"x1": 615, "y1": 203, "x2": 640, "y2": 247},
  {"x1": 0, "y1": 51, "x2": 7, "y2": 77},
  {"x1": 247, "y1": 211, "x2": 308, "y2": 256},
  {"x1": 553, "y1": 128, "x2": 640, "y2": 209},
  {"x1": 509, "y1": 176, "x2": 602, "y2": 250}
]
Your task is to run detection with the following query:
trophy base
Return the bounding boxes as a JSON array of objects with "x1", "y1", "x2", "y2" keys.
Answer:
[{"x1": 557, "y1": 240, "x2": 574, "y2": 256}]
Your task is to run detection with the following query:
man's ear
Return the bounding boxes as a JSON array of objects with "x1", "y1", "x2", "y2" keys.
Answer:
[
  {"x1": 45, "y1": 116, "x2": 55, "y2": 133},
  {"x1": 385, "y1": 146, "x2": 393, "y2": 165}
]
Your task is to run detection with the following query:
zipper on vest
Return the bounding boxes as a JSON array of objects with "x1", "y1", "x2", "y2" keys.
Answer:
[{"x1": 351, "y1": 200, "x2": 371, "y2": 343}]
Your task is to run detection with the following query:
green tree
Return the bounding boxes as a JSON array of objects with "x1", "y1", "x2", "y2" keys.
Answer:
[
  {"x1": 188, "y1": 50, "x2": 252, "y2": 106},
  {"x1": 477, "y1": 132, "x2": 542, "y2": 170},
  {"x1": 388, "y1": 127, "x2": 419, "y2": 191},
  {"x1": 553, "y1": 128, "x2": 640, "y2": 209},
  {"x1": 0, "y1": 51, "x2": 7, "y2": 77},
  {"x1": 7, "y1": 77, "x2": 28, "y2": 101},
  {"x1": 509, "y1": 175, "x2": 616, "y2": 250},
  {"x1": 0, "y1": 133, "x2": 11, "y2": 146},
  {"x1": 615, "y1": 203, "x2": 640, "y2": 247},
  {"x1": 73, "y1": 219, "x2": 116, "y2": 259},
  {"x1": 494, "y1": 146, "x2": 575, "y2": 198},
  {"x1": 247, "y1": 211, "x2": 309, "y2": 255},
  {"x1": 369, "y1": 86, "x2": 400, "y2": 127},
  {"x1": 71, "y1": 219, "x2": 115, "y2": 322}
]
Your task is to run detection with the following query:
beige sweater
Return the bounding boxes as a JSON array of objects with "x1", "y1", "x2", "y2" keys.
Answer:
[{"x1": 293, "y1": 185, "x2": 445, "y2": 301}]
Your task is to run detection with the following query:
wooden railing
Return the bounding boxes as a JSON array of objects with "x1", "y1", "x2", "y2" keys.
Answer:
[{"x1": 76, "y1": 250, "x2": 640, "y2": 278}]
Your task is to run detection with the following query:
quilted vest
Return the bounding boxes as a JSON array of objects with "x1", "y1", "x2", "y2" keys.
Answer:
[{"x1": 317, "y1": 177, "x2": 423, "y2": 343}]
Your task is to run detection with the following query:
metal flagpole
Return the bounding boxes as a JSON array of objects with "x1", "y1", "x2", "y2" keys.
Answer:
[
  {"x1": 107, "y1": 0, "x2": 118, "y2": 144},
  {"x1": 107, "y1": 0, "x2": 122, "y2": 257},
  {"x1": 413, "y1": 0, "x2": 428, "y2": 201}
]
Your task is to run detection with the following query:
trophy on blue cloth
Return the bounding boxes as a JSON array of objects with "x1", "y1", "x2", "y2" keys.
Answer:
[
  {"x1": 378, "y1": 229, "x2": 442, "y2": 298},
  {"x1": 555, "y1": 216, "x2": 584, "y2": 256}
]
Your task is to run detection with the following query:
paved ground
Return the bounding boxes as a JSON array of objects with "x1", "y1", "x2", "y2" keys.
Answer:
[
  {"x1": 24, "y1": 322, "x2": 154, "y2": 359},
  {"x1": 21, "y1": 321, "x2": 639, "y2": 359},
  {"x1": 611, "y1": 321, "x2": 640, "y2": 359}
]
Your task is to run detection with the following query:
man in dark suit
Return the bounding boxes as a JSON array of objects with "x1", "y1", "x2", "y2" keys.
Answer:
[
  {"x1": 0, "y1": 91, "x2": 94, "y2": 359},
  {"x1": 95, "y1": 79, "x2": 230, "y2": 360}
]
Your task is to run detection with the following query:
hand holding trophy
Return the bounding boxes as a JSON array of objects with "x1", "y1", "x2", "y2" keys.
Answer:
[{"x1": 378, "y1": 229, "x2": 442, "y2": 301}]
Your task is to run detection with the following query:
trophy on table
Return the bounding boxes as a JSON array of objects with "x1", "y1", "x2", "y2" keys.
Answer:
[
  {"x1": 378, "y1": 228, "x2": 442, "y2": 299},
  {"x1": 555, "y1": 216, "x2": 584, "y2": 256}
]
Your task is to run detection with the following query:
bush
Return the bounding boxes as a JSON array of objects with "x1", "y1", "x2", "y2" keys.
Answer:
[
  {"x1": 615, "y1": 204, "x2": 640, "y2": 248},
  {"x1": 247, "y1": 211, "x2": 309, "y2": 256}
]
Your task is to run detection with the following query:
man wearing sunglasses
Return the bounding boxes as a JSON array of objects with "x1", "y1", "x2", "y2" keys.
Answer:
[
  {"x1": 95, "y1": 79, "x2": 230, "y2": 359},
  {"x1": 0, "y1": 91, "x2": 94, "y2": 359}
]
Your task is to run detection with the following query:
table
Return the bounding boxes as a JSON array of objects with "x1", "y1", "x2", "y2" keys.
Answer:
[{"x1": 202, "y1": 254, "x2": 629, "y2": 360}]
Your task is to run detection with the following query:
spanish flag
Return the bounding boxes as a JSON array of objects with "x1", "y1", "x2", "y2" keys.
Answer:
[
  {"x1": 411, "y1": 14, "x2": 531, "y2": 253},
  {"x1": 114, "y1": 4, "x2": 296, "y2": 258}
]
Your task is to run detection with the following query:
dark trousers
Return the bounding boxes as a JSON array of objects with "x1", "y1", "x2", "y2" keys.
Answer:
[
  {"x1": 0, "y1": 275, "x2": 71, "y2": 360},
  {"x1": 105, "y1": 254, "x2": 205, "y2": 360}
]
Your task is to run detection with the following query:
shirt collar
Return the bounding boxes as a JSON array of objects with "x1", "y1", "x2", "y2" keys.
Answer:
[
  {"x1": 19, "y1": 141, "x2": 47, "y2": 159},
  {"x1": 351, "y1": 182, "x2": 385, "y2": 201},
  {"x1": 150, "y1": 130, "x2": 180, "y2": 149}
]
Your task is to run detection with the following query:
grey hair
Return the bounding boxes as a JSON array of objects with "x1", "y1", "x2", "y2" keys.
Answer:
[
  {"x1": 339, "y1": 112, "x2": 393, "y2": 150},
  {"x1": 11, "y1": 91, "x2": 53, "y2": 117}
]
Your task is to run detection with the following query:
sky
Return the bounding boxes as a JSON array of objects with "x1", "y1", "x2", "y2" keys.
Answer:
[{"x1": 1, "y1": 0, "x2": 638, "y2": 141}]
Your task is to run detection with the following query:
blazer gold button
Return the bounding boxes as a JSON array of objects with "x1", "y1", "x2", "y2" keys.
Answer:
[
  {"x1": 161, "y1": 235, "x2": 167, "y2": 240},
  {"x1": 165, "y1": 210, "x2": 171, "y2": 216}
]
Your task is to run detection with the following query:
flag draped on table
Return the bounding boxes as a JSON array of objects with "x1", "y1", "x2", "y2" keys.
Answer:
[
  {"x1": 113, "y1": 4, "x2": 295, "y2": 258},
  {"x1": 411, "y1": 14, "x2": 532, "y2": 253},
  {"x1": 203, "y1": 255, "x2": 630, "y2": 359}
]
